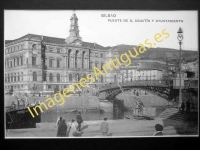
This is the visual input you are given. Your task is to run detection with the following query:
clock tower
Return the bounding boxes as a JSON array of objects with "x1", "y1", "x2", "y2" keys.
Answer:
[{"x1": 65, "y1": 12, "x2": 82, "y2": 46}]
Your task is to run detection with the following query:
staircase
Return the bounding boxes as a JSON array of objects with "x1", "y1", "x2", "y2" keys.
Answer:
[{"x1": 158, "y1": 108, "x2": 197, "y2": 122}]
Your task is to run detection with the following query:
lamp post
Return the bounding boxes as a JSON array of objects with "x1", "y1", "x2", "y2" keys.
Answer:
[{"x1": 177, "y1": 27, "x2": 183, "y2": 108}]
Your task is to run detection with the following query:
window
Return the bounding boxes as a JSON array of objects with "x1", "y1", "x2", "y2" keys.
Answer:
[
  {"x1": 11, "y1": 73, "x2": 13, "y2": 82},
  {"x1": 57, "y1": 48, "x2": 61, "y2": 53},
  {"x1": 95, "y1": 62, "x2": 98, "y2": 67},
  {"x1": 114, "y1": 75, "x2": 117, "y2": 82},
  {"x1": 7, "y1": 60, "x2": 9, "y2": 68},
  {"x1": 8, "y1": 74, "x2": 10, "y2": 82},
  {"x1": 17, "y1": 57, "x2": 19, "y2": 66},
  {"x1": 75, "y1": 50, "x2": 79, "y2": 68},
  {"x1": 21, "y1": 57, "x2": 23, "y2": 65},
  {"x1": 101, "y1": 53, "x2": 103, "y2": 58},
  {"x1": 49, "y1": 73, "x2": 53, "y2": 81},
  {"x1": 69, "y1": 74, "x2": 72, "y2": 82},
  {"x1": 18, "y1": 73, "x2": 20, "y2": 81},
  {"x1": 89, "y1": 62, "x2": 92, "y2": 70},
  {"x1": 14, "y1": 73, "x2": 16, "y2": 82},
  {"x1": 95, "y1": 53, "x2": 98, "y2": 57},
  {"x1": 101, "y1": 63, "x2": 104, "y2": 70},
  {"x1": 33, "y1": 72, "x2": 37, "y2": 81},
  {"x1": 101, "y1": 75, "x2": 103, "y2": 83},
  {"x1": 48, "y1": 85, "x2": 51, "y2": 89},
  {"x1": 32, "y1": 57, "x2": 36, "y2": 66},
  {"x1": 57, "y1": 58, "x2": 60, "y2": 68},
  {"x1": 82, "y1": 51, "x2": 85, "y2": 68},
  {"x1": 49, "y1": 58, "x2": 53, "y2": 67},
  {"x1": 68, "y1": 49, "x2": 71, "y2": 68},
  {"x1": 57, "y1": 74, "x2": 60, "y2": 82},
  {"x1": 21, "y1": 72, "x2": 23, "y2": 81},
  {"x1": 50, "y1": 47, "x2": 53, "y2": 52},
  {"x1": 10, "y1": 61, "x2": 12, "y2": 67},
  {"x1": 14, "y1": 59, "x2": 16, "y2": 66}
]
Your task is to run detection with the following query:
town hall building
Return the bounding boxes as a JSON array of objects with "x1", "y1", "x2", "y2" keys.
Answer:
[{"x1": 4, "y1": 13, "x2": 120, "y2": 94}]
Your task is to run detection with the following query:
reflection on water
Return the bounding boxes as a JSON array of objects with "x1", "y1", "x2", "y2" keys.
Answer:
[{"x1": 41, "y1": 107, "x2": 166, "y2": 123}]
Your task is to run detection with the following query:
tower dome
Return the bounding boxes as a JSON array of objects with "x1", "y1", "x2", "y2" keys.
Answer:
[{"x1": 65, "y1": 12, "x2": 82, "y2": 45}]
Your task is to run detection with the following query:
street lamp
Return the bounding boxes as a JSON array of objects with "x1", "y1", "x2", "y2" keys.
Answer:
[{"x1": 177, "y1": 27, "x2": 183, "y2": 108}]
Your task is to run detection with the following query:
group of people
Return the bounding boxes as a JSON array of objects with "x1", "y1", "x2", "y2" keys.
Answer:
[
  {"x1": 56, "y1": 111, "x2": 83, "y2": 137},
  {"x1": 56, "y1": 113, "x2": 110, "y2": 137}
]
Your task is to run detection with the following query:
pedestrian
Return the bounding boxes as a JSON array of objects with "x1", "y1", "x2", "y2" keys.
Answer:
[
  {"x1": 100, "y1": 118, "x2": 109, "y2": 136},
  {"x1": 57, "y1": 119, "x2": 67, "y2": 137},
  {"x1": 181, "y1": 101, "x2": 185, "y2": 114},
  {"x1": 56, "y1": 116, "x2": 62, "y2": 126},
  {"x1": 68, "y1": 119, "x2": 82, "y2": 137},
  {"x1": 76, "y1": 111, "x2": 83, "y2": 131},
  {"x1": 186, "y1": 100, "x2": 190, "y2": 113},
  {"x1": 153, "y1": 124, "x2": 163, "y2": 136}
]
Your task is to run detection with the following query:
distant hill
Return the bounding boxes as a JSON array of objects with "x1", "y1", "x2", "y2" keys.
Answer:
[{"x1": 113, "y1": 45, "x2": 198, "y2": 63}]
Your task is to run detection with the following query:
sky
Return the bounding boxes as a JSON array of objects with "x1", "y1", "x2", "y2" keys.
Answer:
[{"x1": 4, "y1": 10, "x2": 198, "y2": 51}]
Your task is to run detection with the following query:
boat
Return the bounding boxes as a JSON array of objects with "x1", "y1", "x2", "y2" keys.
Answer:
[{"x1": 5, "y1": 93, "x2": 41, "y2": 129}]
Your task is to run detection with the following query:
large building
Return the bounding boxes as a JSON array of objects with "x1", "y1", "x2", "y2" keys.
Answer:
[
  {"x1": 4, "y1": 13, "x2": 120, "y2": 94},
  {"x1": 120, "y1": 66, "x2": 164, "y2": 82}
]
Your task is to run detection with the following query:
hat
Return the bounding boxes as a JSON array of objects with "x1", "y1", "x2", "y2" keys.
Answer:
[{"x1": 155, "y1": 124, "x2": 163, "y2": 131}]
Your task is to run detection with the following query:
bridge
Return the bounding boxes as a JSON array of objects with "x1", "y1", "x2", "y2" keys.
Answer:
[{"x1": 98, "y1": 79, "x2": 198, "y2": 101}]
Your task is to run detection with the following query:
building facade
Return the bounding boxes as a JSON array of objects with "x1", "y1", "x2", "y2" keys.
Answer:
[
  {"x1": 120, "y1": 66, "x2": 164, "y2": 82},
  {"x1": 4, "y1": 13, "x2": 119, "y2": 94}
]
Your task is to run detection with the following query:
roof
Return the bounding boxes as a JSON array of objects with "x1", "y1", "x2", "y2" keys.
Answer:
[
  {"x1": 137, "y1": 68, "x2": 163, "y2": 71},
  {"x1": 5, "y1": 33, "x2": 108, "y2": 50},
  {"x1": 82, "y1": 42, "x2": 108, "y2": 50}
]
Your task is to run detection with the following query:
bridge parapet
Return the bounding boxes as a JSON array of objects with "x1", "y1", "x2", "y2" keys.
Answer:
[{"x1": 100, "y1": 80, "x2": 169, "y2": 91}]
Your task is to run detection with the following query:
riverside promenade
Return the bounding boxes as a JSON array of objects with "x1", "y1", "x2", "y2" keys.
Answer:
[{"x1": 6, "y1": 118, "x2": 198, "y2": 138}]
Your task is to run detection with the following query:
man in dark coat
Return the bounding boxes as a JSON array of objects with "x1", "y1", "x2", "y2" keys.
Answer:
[
  {"x1": 153, "y1": 124, "x2": 163, "y2": 136},
  {"x1": 76, "y1": 111, "x2": 83, "y2": 131},
  {"x1": 181, "y1": 101, "x2": 185, "y2": 114},
  {"x1": 57, "y1": 119, "x2": 67, "y2": 137}
]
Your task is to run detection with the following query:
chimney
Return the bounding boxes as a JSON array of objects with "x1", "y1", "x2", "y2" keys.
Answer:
[
  {"x1": 41, "y1": 35, "x2": 43, "y2": 41},
  {"x1": 94, "y1": 42, "x2": 96, "y2": 47}
]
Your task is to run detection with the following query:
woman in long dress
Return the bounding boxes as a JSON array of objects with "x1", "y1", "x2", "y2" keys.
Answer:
[
  {"x1": 68, "y1": 119, "x2": 82, "y2": 137},
  {"x1": 68, "y1": 119, "x2": 77, "y2": 137}
]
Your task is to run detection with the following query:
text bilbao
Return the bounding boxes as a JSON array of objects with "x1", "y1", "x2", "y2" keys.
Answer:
[{"x1": 27, "y1": 29, "x2": 170, "y2": 118}]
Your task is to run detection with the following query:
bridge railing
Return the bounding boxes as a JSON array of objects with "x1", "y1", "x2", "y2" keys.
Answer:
[{"x1": 100, "y1": 80, "x2": 169, "y2": 91}]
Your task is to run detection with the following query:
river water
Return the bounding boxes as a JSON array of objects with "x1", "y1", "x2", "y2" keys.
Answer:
[
  {"x1": 41, "y1": 106, "x2": 166, "y2": 123},
  {"x1": 41, "y1": 90, "x2": 167, "y2": 123}
]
